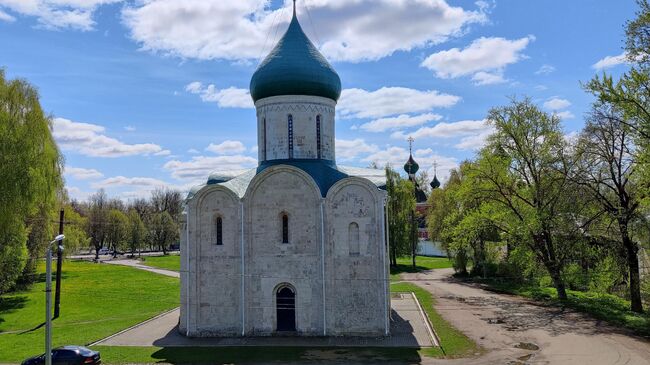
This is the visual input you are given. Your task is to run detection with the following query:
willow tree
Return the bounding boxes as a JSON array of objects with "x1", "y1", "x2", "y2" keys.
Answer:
[
  {"x1": 0, "y1": 69, "x2": 63, "y2": 293},
  {"x1": 385, "y1": 166, "x2": 416, "y2": 266}
]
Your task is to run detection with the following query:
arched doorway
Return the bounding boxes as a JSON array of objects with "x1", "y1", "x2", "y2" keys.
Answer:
[{"x1": 276, "y1": 286, "x2": 296, "y2": 332}]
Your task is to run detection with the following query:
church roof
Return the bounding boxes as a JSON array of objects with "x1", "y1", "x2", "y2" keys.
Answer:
[
  {"x1": 249, "y1": 8, "x2": 341, "y2": 103},
  {"x1": 404, "y1": 154, "x2": 419, "y2": 175},
  {"x1": 430, "y1": 175, "x2": 441, "y2": 189},
  {"x1": 190, "y1": 163, "x2": 386, "y2": 200}
]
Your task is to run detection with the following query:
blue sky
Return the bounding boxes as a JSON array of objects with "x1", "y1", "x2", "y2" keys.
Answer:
[{"x1": 0, "y1": 0, "x2": 637, "y2": 200}]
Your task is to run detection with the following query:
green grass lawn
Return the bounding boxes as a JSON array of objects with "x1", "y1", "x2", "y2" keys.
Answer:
[
  {"x1": 391, "y1": 256, "x2": 453, "y2": 281},
  {"x1": 481, "y1": 280, "x2": 650, "y2": 336},
  {"x1": 0, "y1": 260, "x2": 180, "y2": 363},
  {"x1": 138, "y1": 254, "x2": 181, "y2": 272}
]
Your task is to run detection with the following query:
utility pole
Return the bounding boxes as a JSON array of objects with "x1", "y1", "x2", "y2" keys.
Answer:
[{"x1": 54, "y1": 209, "x2": 64, "y2": 318}]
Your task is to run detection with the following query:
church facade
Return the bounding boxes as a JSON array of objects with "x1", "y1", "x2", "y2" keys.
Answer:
[{"x1": 179, "y1": 7, "x2": 390, "y2": 337}]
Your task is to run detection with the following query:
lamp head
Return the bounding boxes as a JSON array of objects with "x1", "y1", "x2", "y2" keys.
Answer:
[{"x1": 54, "y1": 234, "x2": 65, "y2": 242}]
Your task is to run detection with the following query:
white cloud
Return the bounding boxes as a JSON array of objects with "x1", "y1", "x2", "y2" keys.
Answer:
[
  {"x1": 122, "y1": 0, "x2": 486, "y2": 63},
  {"x1": 421, "y1": 36, "x2": 534, "y2": 81},
  {"x1": 471, "y1": 71, "x2": 507, "y2": 85},
  {"x1": 163, "y1": 155, "x2": 257, "y2": 180},
  {"x1": 391, "y1": 119, "x2": 490, "y2": 140},
  {"x1": 0, "y1": 0, "x2": 122, "y2": 30},
  {"x1": 187, "y1": 148, "x2": 200, "y2": 154},
  {"x1": 592, "y1": 52, "x2": 628, "y2": 70},
  {"x1": 124, "y1": 125, "x2": 136, "y2": 132},
  {"x1": 535, "y1": 64, "x2": 555, "y2": 75},
  {"x1": 543, "y1": 97, "x2": 571, "y2": 111},
  {"x1": 92, "y1": 176, "x2": 170, "y2": 189},
  {"x1": 534, "y1": 84, "x2": 548, "y2": 91},
  {"x1": 206, "y1": 140, "x2": 247, "y2": 155},
  {"x1": 335, "y1": 138, "x2": 379, "y2": 160},
  {"x1": 555, "y1": 110, "x2": 575, "y2": 120},
  {"x1": 64, "y1": 167, "x2": 104, "y2": 180},
  {"x1": 338, "y1": 87, "x2": 460, "y2": 119},
  {"x1": 52, "y1": 118, "x2": 167, "y2": 158},
  {"x1": 359, "y1": 113, "x2": 442, "y2": 133},
  {"x1": 0, "y1": 8, "x2": 15, "y2": 21},
  {"x1": 454, "y1": 130, "x2": 494, "y2": 150},
  {"x1": 185, "y1": 82, "x2": 253, "y2": 108},
  {"x1": 66, "y1": 186, "x2": 92, "y2": 201}
]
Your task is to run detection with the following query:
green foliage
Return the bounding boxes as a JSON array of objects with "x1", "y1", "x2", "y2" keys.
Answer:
[
  {"x1": 0, "y1": 221, "x2": 28, "y2": 294},
  {"x1": 0, "y1": 69, "x2": 63, "y2": 293},
  {"x1": 149, "y1": 211, "x2": 178, "y2": 254},
  {"x1": 126, "y1": 209, "x2": 146, "y2": 255},
  {"x1": 386, "y1": 166, "x2": 416, "y2": 264},
  {"x1": 59, "y1": 205, "x2": 90, "y2": 255},
  {"x1": 0, "y1": 260, "x2": 180, "y2": 362},
  {"x1": 106, "y1": 209, "x2": 129, "y2": 254}
]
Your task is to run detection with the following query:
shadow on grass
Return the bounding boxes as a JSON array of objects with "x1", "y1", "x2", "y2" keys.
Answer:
[
  {"x1": 149, "y1": 347, "x2": 421, "y2": 364},
  {"x1": 0, "y1": 296, "x2": 28, "y2": 327},
  {"x1": 390, "y1": 263, "x2": 431, "y2": 276}
]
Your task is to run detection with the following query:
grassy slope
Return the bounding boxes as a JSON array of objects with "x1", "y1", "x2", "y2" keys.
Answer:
[
  {"x1": 138, "y1": 255, "x2": 181, "y2": 272},
  {"x1": 0, "y1": 260, "x2": 180, "y2": 362},
  {"x1": 391, "y1": 256, "x2": 453, "y2": 281},
  {"x1": 483, "y1": 280, "x2": 650, "y2": 336}
]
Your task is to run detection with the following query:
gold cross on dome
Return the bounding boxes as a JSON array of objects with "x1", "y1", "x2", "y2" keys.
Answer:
[{"x1": 407, "y1": 136, "x2": 414, "y2": 154}]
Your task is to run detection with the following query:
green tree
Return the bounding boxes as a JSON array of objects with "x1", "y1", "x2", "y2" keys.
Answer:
[
  {"x1": 470, "y1": 98, "x2": 576, "y2": 299},
  {"x1": 0, "y1": 70, "x2": 63, "y2": 293},
  {"x1": 385, "y1": 166, "x2": 416, "y2": 266},
  {"x1": 149, "y1": 211, "x2": 177, "y2": 255},
  {"x1": 86, "y1": 190, "x2": 108, "y2": 260},
  {"x1": 126, "y1": 209, "x2": 146, "y2": 257},
  {"x1": 106, "y1": 209, "x2": 128, "y2": 257},
  {"x1": 574, "y1": 103, "x2": 645, "y2": 312}
]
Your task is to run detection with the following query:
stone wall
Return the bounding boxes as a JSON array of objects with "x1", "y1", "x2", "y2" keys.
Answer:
[
  {"x1": 181, "y1": 166, "x2": 389, "y2": 337},
  {"x1": 325, "y1": 178, "x2": 388, "y2": 335},
  {"x1": 255, "y1": 95, "x2": 336, "y2": 161},
  {"x1": 245, "y1": 166, "x2": 324, "y2": 335}
]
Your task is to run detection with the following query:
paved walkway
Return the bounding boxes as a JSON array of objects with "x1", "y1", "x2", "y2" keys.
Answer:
[
  {"x1": 402, "y1": 269, "x2": 650, "y2": 365},
  {"x1": 100, "y1": 259, "x2": 180, "y2": 278},
  {"x1": 93, "y1": 294, "x2": 435, "y2": 348}
]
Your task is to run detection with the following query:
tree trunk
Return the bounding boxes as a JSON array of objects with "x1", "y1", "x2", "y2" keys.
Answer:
[
  {"x1": 620, "y1": 222, "x2": 644, "y2": 313},
  {"x1": 536, "y1": 233, "x2": 567, "y2": 300}
]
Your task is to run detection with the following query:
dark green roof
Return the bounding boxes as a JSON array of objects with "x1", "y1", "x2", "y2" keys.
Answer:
[
  {"x1": 430, "y1": 175, "x2": 441, "y2": 189},
  {"x1": 404, "y1": 155, "x2": 419, "y2": 175},
  {"x1": 250, "y1": 11, "x2": 341, "y2": 102},
  {"x1": 257, "y1": 159, "x2": 348, "y2": 197}
]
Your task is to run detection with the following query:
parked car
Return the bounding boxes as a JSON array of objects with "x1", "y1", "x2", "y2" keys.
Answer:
[
  {"x1": 97, "y1": 247, "x2": 110, "y2": 255},
  {"x1": 22, "y1": 346, "x2": 100, "y2": 365}
]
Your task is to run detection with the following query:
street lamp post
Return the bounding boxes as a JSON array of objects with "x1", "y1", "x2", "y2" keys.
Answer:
[{"x1": 45, "y1": 234, "x2": 65, "y2": 365}]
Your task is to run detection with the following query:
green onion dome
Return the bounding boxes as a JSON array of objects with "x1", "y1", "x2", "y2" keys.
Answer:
[
  {"x1": 430, "y1": 175, "x2": 441, "y2": 189},
  {"x1": 250, "y1": 11, "x2": 341, "y2": 103},
  {"x1": 404, "y1": 155, "x2": 419, "y2": 175}
]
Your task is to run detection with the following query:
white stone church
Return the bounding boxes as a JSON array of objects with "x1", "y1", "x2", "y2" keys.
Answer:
[{"x1": 179, "y1": 5, "x2": 390, "y2": 337}]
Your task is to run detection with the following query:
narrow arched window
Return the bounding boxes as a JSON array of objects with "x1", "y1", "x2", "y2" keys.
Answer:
[
  {"x1": 288, "y1": 114, "x2": 294, "y2": 159},
  {"x1": 263, "y1": 117, "x2": 267, "y2": 160},
  {"x1": 316, "y1": 115, "x2": 322, "y2": 159},
  {"x1": 349, "y1": 222, "x2": 360, "y2": 255},
  {"x1": 216, "y1": 216, "x2": 223, "y2": 246},
  {"x1": 282, "y1": 214, "x2": 289, "y2": 244}
]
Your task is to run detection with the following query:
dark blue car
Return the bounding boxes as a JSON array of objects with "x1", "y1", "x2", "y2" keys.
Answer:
[{"x1": 21, "y1": 346, "x2": 100, "y2": 365}]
